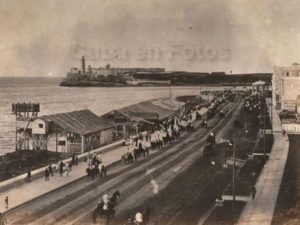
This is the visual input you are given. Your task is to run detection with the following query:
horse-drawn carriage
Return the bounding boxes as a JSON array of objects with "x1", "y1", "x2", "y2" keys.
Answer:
[
  {"x1": 92, "y1": 191, "x2": 120, "y2": 224},
  {"x1": 186, "y1": 122, "x2": 195, "y2": 132},
  {"x1": 218, "y1": 110, "x2": 225, "y2": 118},
  {"x1": 203, "y1": 132, "x2": 216, "y2": 157},
  {"x1": 203, "y1": 143, "x2": 215, "y2": 156},
  {"x1": 201, "y1": 120, "x2": 208, "y2": 128}
]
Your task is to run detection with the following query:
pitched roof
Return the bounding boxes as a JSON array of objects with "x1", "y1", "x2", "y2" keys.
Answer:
[
  {"x1": 119, "y1": 101, "x2": 175, "y2": 121},
  {"x1": 39, "y1": 109, "x2": 114, "y2": 135},
  {"x1": 150, "y1": 98, "x2": 182, "y2": 111},
  {"x1": 100, "y1": 110, "x2": 154, "y2": 125}
]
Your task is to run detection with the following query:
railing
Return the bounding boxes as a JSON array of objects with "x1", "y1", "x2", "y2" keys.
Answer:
[
  {"x1": 282, "y1": 123, "x2": 300, "y2": 133},
  {"x1": 67, "y1": 143, "x2": 82, "y2": 153}
]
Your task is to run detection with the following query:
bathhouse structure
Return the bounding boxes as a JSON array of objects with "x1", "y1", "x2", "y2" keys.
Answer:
[
  {"x1": 101, "y1": 98, "x2": 182, "y2": 138},
  {"x1": 31, "y1": 109, "x2": 114, "y2": 154}
]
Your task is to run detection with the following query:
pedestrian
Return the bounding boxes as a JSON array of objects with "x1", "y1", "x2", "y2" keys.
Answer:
[
  {"x1": 72, "y1": 154, "x2": 75, "y2": 165},
  {"x1": 59, "y1": 161, "x2": 64, "y2": 176},
  {"x1": 48, "y1": 164, "x2": 54, "y2": 176},
  {"x1": 26, "y1": 168, "x2": 31, "y2": 182},
  {"x1": 45, "y1": 168, "x2": 50, "y2": 181},
  {"x1": 69, "y1": 161, "x2": 73, "y2": 172},
  {"x1": 86, "y1": 167, "x2": 91, "y2": 181},
  {"x1": 75, "y1": 155, "x2": 79, "y2": 165},
  {"x1": 64, "y1": 163, "x2": 69, "y2": 176},
  {"x1": 101, "y1": 165, "x2": 107, "y2": 178},
  {"x1": 0, "y1": 212, "x2": 7, "y2": 225},
  {"x1": 250, "y1": 185, "x2": 256, "y2": 200},
  {"x1": 133, "y1": 148, "x2": 138, "y2": 161},
  {"x1": 5, "y1": 196, "x2": 8, "y2": 209}
]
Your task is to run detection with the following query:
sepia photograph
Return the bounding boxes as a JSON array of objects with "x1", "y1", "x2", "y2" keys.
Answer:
[{"x1": 0, "y1": 0, "x2": 299, "y2": 224}]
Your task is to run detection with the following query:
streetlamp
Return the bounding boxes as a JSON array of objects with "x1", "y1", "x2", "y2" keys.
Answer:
[
  {"x1": 228, "y1": 139, "x2": 236, "y2": 223},
  {"x1": 212, "y1": 159, "x2": 228, "y2": 222},
  {"x1": 212, "y1": 160, "x2": 228, "y2": 200}
]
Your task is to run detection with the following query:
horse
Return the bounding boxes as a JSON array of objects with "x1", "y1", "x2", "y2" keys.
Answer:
[
  {"x1": 110, "y1": 190, "x2": 121, "y2": 207},
  {"x1": 92, "y1": 191, "x2": 121, "y2": 225},
  {"x1": 122, "y1": 153, "x2": 134, "y2": 164}
]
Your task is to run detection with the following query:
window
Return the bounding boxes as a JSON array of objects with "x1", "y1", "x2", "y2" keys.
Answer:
[
  {"x1": 39, "y1": 123, "x2": 43, "y2": 128},
  {"x1": 58, "y1": 140, "x2": 66, "y2": 146}
]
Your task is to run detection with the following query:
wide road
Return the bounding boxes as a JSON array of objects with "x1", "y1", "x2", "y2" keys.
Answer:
[{"x1": 5, "y1": 99, "x2": 243, "y2": 225}]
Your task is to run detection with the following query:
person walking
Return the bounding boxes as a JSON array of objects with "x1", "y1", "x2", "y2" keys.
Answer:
[
  {"x1": 59, "y1": 161, "x2": 64, "y2": 176},
  {"x1": 0, "y1": 212, "x2": 7, "y2": 225},
  {"x1": 4, "y1": 196, "x2": 8, "y2": 210},
  {"x1": 26, "y1": 168, "x2": 31, "y2": 182},
  {"x1": 64, "y1": 163, "x2": 69, "y2": 176},
  {"x1": 75, "y1": 155, "x2": 79, "y2": 165},
  {"x1": 45, "y1": 168, "x2": 50, "y2": 181},
  {"x1": 72, "y1": 154, "x2": 75, "y2": 165},
  {"x1": 101, "y1": 165, "x2": 107, "y2": 178},
  {"x1": 86, "y1": 167, "x2": 91, "y2": 182},
  {"x1": 48, "y1": 164, "x2": 54, "y2": 176},
  {"x1": 250, "y1": 185, "x2": 256, "y2": 200},
  {"x1": 69, "y1": 161, "x2": 73, "y2": 172}
]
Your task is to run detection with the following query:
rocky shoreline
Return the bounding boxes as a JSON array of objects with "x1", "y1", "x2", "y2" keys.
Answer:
[{"x1": 0, "y1": 150, "x2": 64, "y2": 182}]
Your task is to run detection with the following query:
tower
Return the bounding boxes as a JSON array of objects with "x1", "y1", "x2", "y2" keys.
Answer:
[
  {"x1": 81, "y1": 56, "x2": 86, "y2": 74},
  {"x1": 12, "y1": 103, "x2": 40, "y2": 150}
]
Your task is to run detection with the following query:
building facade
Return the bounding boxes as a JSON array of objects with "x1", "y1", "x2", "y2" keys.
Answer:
[
  {"x1": 273, "y1": 63, "x2": 300, "y2": 112},
  {"x1": 31, "y1": 109, "x2": 114, "y2": 154}
]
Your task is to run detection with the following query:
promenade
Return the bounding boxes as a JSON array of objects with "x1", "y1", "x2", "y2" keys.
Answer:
[
  {"x1": 237, "y1": 99, "x2": 289, "y2": 225},
  {"x1": 0, "y1": 96, "x2": 232, "y2": 220},
  {"x1": 0, "y1": 144, "x2": 128, "y2": 213}
]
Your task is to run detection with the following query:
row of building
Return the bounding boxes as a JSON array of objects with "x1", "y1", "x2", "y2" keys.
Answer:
[
  {"x1": 68, "y1": 56, "x2": 165, "y2": 77},
  {"x1": 272, "y1": 63, "x2": 300, "y2": 133},
  {"x1": 15, "y1": 98, "x2": 185, "y2": 154}
]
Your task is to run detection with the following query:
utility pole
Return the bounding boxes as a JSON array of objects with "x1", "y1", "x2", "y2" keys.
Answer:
[
  {"x1": 228, "y1": 140, "x2": 236, "y2": 223},
  {"x1": 232, "y1": 141, "x2": 236, "y2": 223},
  {"x1": 56, "y1": 133, "x2": 58, "y2": 163},
  {"x1": 263, "y1": 101, "x2": 266, "y2": 156},
  {"x1": 169, "y1": 80, "x2": 172, "y2": 98}
]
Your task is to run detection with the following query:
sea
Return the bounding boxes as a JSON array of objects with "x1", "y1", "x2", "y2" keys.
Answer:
[{"x1": 0, "y1": 77, "x2": 228, "y2": 156}]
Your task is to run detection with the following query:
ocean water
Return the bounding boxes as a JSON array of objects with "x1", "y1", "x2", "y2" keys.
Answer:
[{"x1": 0, "y1": 77, "x2": 225, "y2": 155}]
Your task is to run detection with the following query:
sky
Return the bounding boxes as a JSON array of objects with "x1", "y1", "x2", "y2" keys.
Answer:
[{"x1": 0, "y1": 0, "x2": 300, "y2": 77}]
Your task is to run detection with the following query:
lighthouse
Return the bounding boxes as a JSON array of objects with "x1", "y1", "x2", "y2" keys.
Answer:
[{"x1": 81, "y1": 56, "x2": 86, "y2": 74}]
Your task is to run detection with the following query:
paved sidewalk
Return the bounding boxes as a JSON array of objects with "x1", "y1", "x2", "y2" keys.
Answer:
[
  {"x1": 0, "y1": 144, "x2": 128, "y2": 213},
  {"x1": 237, "y1": 102, "x2": 289, "y2": 225}
]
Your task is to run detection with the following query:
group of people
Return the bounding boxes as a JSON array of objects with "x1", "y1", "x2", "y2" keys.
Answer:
[
  {"x1": 121, "y1": 92, "x2": 230, "y2": 164},
  {"x1": 121, "y1": 122, "x2": 181, "y2": 164},
  {"x1": 86, "y1": 154, "x2": 107, "y2": 181},
  {"x1": 25, "y1": 154, "x2": 80, "y2": 182}
]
